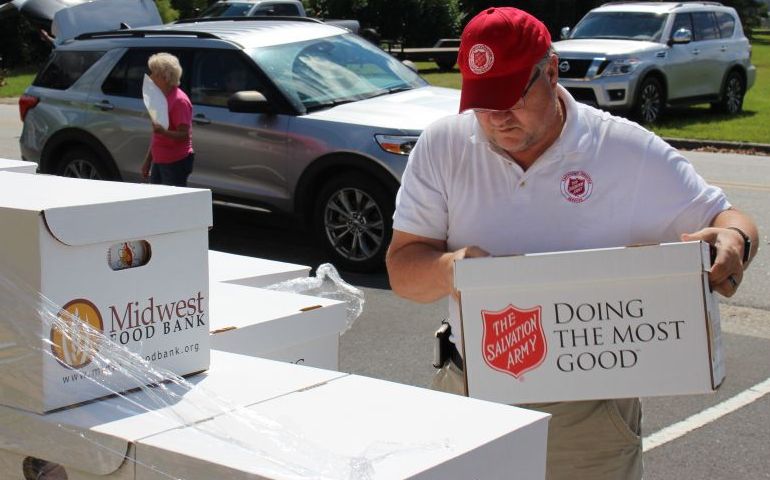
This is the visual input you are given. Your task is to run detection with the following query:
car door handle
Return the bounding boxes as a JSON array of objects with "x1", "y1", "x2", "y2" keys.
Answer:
[
  {"x1": 720, "y1": 46, "x2": 727, "y2": 52},
  {"x1": 93, "y1": 100, "x2": 114, "y2": 111},
  {"x1": 692, "y1": 48, "x2": 700, "y2": 55},
  {"x1": 193, "y1": 114, "x2": 211, "y2": 125}
]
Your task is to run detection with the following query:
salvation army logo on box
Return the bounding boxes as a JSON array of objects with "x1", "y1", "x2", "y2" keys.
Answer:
[
  {"x1": 50, "y1": 299, "x2": 104, "y2": 369},
  {"x1": 481, "y1": 304, "x2": 547, "y2": 379}
]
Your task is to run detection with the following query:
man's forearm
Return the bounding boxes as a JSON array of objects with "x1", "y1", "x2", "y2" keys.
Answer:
[{"x1": 387, "y1": 242, "x2": 457, "y2": 304}]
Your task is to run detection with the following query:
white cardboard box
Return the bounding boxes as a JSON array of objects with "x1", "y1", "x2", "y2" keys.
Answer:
[
  {"x1": 209, "y1": 282, "x2": 348, "y2": 370},
  {"x1": 0, "y1": 159, "x2": 37, "y2": 174},
  {"x1": 0, "y1": 172, "x2": 213, "y2": 413},
  {"x1": 137, "y1": 375, "x2": 550, "y2": 480},
  {"x1": 0, "y1": 351, "x2": 347, "y2": 480},
  {"x1": 455, "y1": 241, "x2": 724, "y2": 404},
  {"x1": 209, "y1": 250, "x2": 310, "y2": 287}
]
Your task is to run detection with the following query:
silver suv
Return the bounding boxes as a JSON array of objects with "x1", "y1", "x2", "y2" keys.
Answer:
[
  {"x1": 18, "y1": 17, "x2": 459, "y2": 272},
  {"x1": 554, "y1": 1, "x2": 756, "y2": 123}
]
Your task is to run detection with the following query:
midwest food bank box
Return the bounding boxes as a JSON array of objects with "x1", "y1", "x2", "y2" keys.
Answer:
[
  {"x1": 209, "y1": 282, "x2": 348, "y2": 370},
  {"x1": 0, "y1": 172, "x2": 212, "y2": 413},
  {"x1": 0, "y1": 159, "x2": 37, "y2": 174},
  {"x1": 455, "y1": 242, "x2": 724, "y2": 404}
]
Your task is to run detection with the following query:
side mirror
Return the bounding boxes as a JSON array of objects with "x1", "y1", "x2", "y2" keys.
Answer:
[
  {"x1": 227, "y1": 91, "x2": 274, "y2": 114},
  {"x1": 669, "y1": 28, "x2": 692, "y2": 45},
  {"x1": 560, "y1": 26, "x2": 571, "y2": 40},
  {"x1": 402, "y1": 59, "x2": 418, "y2": 73}
]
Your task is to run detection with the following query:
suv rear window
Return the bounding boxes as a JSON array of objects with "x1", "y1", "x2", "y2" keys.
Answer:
[
  {"x1": 33, "y1": 51, "x2": 105, "y2": 90},
  {"x1": 102, "y1": 49, "x2": 189, "y2": 98},
  {"x1": 715, "y1": 12, "x2": 735, "y2": 38}
]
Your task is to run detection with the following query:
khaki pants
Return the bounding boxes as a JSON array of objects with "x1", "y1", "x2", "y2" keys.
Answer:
[{"x1": 431, "y1": 362, "x2": 643, "y2": 480}]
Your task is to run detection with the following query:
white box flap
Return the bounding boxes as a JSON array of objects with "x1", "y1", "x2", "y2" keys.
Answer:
[
  {"x1": 455, "y1": 242, "x2": 710, "y2": 291},
  {"x1": 209, "y1": 283, "x2": 348, "y2": 343},
  {"x1": 0, "y1": 158, "x2": 37, "y2": 173},
  {"x1": 0, "y1": 351, "x2": 346, "y2": 475},
  {"x1": 0, "y1": 172, "x2": 212, "y2": 245}
]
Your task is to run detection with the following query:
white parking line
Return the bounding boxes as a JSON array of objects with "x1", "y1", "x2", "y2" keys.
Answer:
[{"x1": 643, "y1": 376, "x2": 770, "y2": 452}]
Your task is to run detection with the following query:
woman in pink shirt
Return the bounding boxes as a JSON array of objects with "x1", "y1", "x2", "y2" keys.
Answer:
[{"x1": 141, "y1": 53, "x2": 194, "y2": 187}]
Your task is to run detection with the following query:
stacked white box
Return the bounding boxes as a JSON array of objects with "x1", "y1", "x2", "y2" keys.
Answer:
[
  {"x1": 0, "y1": 159, "x2": 37, "y2": 173},
  {"x1": 209, "y1": 282, "x2": 348, "y2": 369},
  {"x1": 0, "y1": 351, "x2": 550, "y2": 480},
  {"x1": 0, "y1": 172, "x2": 212, "y2": 413},
  {"x1": 209, "y1": 250, "x2": 310, "y2": 287}
]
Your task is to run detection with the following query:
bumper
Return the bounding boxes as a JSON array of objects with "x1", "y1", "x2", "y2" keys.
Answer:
[
  {"x1": 746, "y1": 64, "x2": 757, "y2": 91},
  {"x1": 558, "y1": 75, "x2": 640, "y2": 110}
]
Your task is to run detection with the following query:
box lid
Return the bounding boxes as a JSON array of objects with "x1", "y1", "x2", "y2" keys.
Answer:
[
  {"x1": 0, "y1": 172, "x2": 212, "y2": 245},
  {"x1": 0, "y1": 158, "x2": 37, "y2": 173},
  {"x1": 136, "y1": 374, "x2": 550, "y2": 479},
  {"x1": 209, "y1": 283, "x2": 349, "y2": 345},
  {"x1": 208, "y1": 250, "x2": 310, "y2": 287},
  {"x1": 0, "y1": 351, "x2": 345, "y2": 475},
  {"x1": 455, "y1": 242, "x2": 710, "y2": 291}
]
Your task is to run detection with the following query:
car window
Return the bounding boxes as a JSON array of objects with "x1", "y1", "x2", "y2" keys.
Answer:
[
  {"x1": 102, "y1": 49, "x2": 190, "y2": 98},
  {"x1": 692, "y1": 11, "x2": 719, "y2": 41},
  {"x1": 715, "y1": 12, "x2": 736, "y2": 38},
  {"x1": 190, "y1": 50, "x2": 265, "y2": 107},
  {"x1": 671, "y1": 13, "x2": 693, "y2": 37},
  {"x1": 253, "y1": 3, "x2": 300, "y2": 15},
  {"x1": 570, "y1": 12, "x2": 668, "y2": 41},
  {"x1": 33, "y1": 51, "x2": 106, "y2": 90},
  {"x1": 200, "y1": 2, "x2": 253, "y2": 17},
  {"x1": 251, "y1": 33, "x2": 426, "y2": 112}
]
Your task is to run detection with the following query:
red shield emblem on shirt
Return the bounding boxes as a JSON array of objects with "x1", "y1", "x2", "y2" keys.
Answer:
[
  {"x1": 481, "y1": 304, "x2": 547, "y2": 379},
  {"x1": 568, "y1": 177, "x2": 585, "y2": 196}
]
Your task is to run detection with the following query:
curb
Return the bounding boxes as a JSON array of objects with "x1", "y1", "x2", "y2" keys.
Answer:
[{"x1": 664, "y1": 137, "x2": 770, "y2": 156}]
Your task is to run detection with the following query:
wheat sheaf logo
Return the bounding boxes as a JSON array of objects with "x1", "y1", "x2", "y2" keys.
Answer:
[{"x1": 50, "y1": 299, "x2": 104, "y2": 369}]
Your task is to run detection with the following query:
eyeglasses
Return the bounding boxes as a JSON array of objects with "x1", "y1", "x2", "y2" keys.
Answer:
[{"x1": 474, "y1": 67, "x2": 543, "y2": 114}]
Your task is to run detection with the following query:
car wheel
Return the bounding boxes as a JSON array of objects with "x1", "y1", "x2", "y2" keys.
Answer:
[
  {"x1": 314, "y1": 172, "x2": 393, "y2": 273},
  {"x1": 715, "y1": 71, "x2": 744, "y2": 115},
  {"x1": 57, "y1": 147, "x2": 111, "y2": 180},
  {"x1": 633, "y1": 77, "x2": 664, "y2": 124}
]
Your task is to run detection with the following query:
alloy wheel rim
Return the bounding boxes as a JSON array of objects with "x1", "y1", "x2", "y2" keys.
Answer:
[
  {"x1": 63, "y1": 159, "x2": 103, "y2": 180},
  {"x1": 323, "y1": 187, "x2": 385, "y2": 262},
  {"x1": 725, "y1": 77, "x2": 742, "y2": 114},
  {"x1": 640, "y1": 83, "x2": 661, "y2": 123}
]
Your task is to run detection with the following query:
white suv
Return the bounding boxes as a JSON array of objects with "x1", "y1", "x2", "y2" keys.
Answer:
[{"x1": 554, "y1": 2, "x2": 756, "y2": 123}]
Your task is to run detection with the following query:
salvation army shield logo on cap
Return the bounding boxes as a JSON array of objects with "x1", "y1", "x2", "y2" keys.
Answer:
[
  {"x1": 560, "y1": 170, "x2": 594, "y2": 203},
  {"x1": 481, "y1": 304, "x2": 547, "y2": 379},
  {"x1": 468, "y1": 44, "x2": 494, "y2": 75}
]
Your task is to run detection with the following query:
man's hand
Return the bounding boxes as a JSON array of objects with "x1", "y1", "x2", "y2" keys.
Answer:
[
  {"x1": 387, "y1": 230, "x2": 490, "y2": 303},
  {"x1": 682, "y1": 228, "x2": 745, "y2": 297}
]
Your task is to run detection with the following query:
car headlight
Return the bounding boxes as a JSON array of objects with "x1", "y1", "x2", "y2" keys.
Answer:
[
  {"x1": 601, "y1": 58, "x2": 642, "y2": 76},
  {"x1": 375, "y1": 134, "x2": 419, "y2": 156}
]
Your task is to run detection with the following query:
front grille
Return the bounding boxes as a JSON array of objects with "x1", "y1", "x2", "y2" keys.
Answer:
[
  {"x1": 567, "y1": 88, "x2": 597, "y2": 104},
  {"x1": 557, "y1": 58, "x2": 592, "y2": 78}
]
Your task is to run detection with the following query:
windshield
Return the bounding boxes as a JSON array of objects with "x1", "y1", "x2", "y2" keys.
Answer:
[
  {"x1": 570, "y1": 12, "x2": 669, "y2": 42},
  {"x1": 250, "y1": 33, "x2": 427, "y2": 112},
  {"x1": 199, "y1": 2, "x2": 253, "y2": 17}
]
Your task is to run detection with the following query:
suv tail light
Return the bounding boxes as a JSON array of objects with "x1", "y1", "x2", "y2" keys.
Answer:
[{"x1": 19, "y1": 94, "x2": 40, "y2": 122}]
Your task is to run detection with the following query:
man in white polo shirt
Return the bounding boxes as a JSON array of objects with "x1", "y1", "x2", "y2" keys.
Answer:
[{"x1": 386, "y1": 6, "x2": 758, "y2": 480}]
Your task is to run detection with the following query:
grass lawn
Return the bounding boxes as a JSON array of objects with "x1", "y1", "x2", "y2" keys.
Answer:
[
  {"x1": 0, "y1": 66, "x2": 38, "y2": 98},
  {"x1": 418, "y1": 30, "x2": 770, "y2": 144}
]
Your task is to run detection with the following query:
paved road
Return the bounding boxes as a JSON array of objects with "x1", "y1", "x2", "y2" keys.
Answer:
[{"x1": 1, "y1": 103, "x2": 769, "y2": 479}]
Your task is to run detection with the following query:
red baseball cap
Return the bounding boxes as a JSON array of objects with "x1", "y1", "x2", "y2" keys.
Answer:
[{"x1": 458, "y1": 7, "x2": 551, "y2": 112}]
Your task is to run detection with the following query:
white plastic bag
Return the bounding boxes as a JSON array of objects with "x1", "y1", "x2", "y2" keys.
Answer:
[{"x1": 142, "y1": 74, "x2": 169, "y2": 129}]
